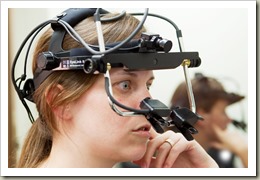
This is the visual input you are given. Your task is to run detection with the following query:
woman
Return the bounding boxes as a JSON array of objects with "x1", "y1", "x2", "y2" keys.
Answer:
[
  {"x1": 16, "y1": 10, "x2": 218, "y2": 168},
  {"x1": 169, "y1": 73, "x2": 248, "y2": 167}
]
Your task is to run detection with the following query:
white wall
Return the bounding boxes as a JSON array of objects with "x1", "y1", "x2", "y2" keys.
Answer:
[{"x1": 9, "y1": 6, "x2": 251, "y2": 158}]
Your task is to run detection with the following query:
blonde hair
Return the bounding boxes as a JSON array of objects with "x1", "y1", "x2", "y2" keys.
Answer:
[{"x1": 17, "y1": 12, "x2": 145, "y2": 167}]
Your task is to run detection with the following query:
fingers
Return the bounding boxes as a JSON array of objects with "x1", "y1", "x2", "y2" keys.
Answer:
[
  {"x1": 134, "y1": 130, "x2": 186, "y2": 168},
  {"x1": 150, "y1": 138, "x2": 176, "y2": 168},
  {"x1": 212, "y1": 124, "x2": 248, "y2": 154},
  {"x1": 163, "y1": 136, "x2": 189, "y2": 167},
  {"x1": 149, "y1": 127, "x2": 159, "y2": 139},
  {"x1": 132, "y1": 130, "x2": 219, "y2": 168},
  {"x1": 137, "y1": 131, "x2": 172, "y2": 167}
]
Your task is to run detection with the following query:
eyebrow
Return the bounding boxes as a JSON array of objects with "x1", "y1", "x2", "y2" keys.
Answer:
[
  {"x1": 119, "y1": 71, "x2": 155, "y2": 81},
  {"x1": 149, "y1": 75, "x2": 155, "y2": 81}
]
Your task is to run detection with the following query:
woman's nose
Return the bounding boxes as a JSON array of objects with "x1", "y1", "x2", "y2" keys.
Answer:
[
  {"x1": 226, "y1": 116, "x2": 233, "y2": 124},
  {"x1": 141, "y1": 88, "x2": 152, "y2": 101},
  {"x1": 134, "y1": 89, "x2": 152, "y2": 109}
]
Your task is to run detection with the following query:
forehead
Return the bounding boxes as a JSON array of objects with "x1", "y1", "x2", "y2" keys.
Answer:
[{"x1": 110, "y1": 68, "x2": 154, "y2": 78}]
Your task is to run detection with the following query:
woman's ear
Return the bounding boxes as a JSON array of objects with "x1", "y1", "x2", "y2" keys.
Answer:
[{"x1": 45, "y1": 84, "x2": 72, "y2": 121}]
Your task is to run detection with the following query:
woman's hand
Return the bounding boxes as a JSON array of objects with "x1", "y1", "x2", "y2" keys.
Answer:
[
  {"x1": 133, "y1": 128, "x2": 218, "y2": 168},
  {"x1": 210, "y1": 124, "x2": 248, "y2": 167}
]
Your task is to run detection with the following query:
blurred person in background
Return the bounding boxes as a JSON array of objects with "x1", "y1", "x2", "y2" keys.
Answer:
[{"x1": 169, "y1": 72, "x2": 248, "y2": 168}]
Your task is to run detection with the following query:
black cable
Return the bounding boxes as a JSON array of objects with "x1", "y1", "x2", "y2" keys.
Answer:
[
  {"x1": 21, "y1": 99, "x2": 34, "y2": 123},
  {"x1": 24, "y1": 22, "x2": 51, "y2": 79},
  {"x1": 131, "y1": 12, "x2": 180, "y2": 30},
  {"x1": 12, "y1": 20, "x2": 52, "y2": 98},
  {"x1": 11, "y1": 20, "x2": 52, "y2": 122},
  {"x1": 57, "y1": 8, "x2": 149, "y2": 55},
  {"x1": 100, "y1": 10, "x2": 126, "y2": 22},
  {"x1": 104, "y1": 77, "x2": 149, "y2": 114},
  {"x1": 130, "y1": 12, "x2": 183, "y2": 52}
]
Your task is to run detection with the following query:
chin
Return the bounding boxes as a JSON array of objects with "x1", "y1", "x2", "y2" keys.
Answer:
[{"x1": 125, "y1": 146, "x2": 147, "y2": 162}]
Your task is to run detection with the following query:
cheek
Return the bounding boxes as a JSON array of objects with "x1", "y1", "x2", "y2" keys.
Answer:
[
  {"x1": 116, "y1": 94, "x2": 144, "y2": 110},
  {"x1": 78, "y1": 91, "x2": 127, "y2": 131},
  {"x1": 202, "y1": 113, "x2": 218, "y2": 129},
  {"x1": 208, "y1": 113, "x2": 227, "y2": 130},
  {"x1": 73, "y1": 95, "x2": 128, "y2": 148}
]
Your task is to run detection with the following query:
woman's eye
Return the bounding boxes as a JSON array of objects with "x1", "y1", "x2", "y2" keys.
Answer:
[
  {"x1": 146, "y1": 84, "x2": 151, "y2": 90},
  {"x1": 118, "y1": 81, "x2": 131, "y2": 91}
]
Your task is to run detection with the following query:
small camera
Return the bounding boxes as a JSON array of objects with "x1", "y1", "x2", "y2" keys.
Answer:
[{"x1": 140, "y1": 32, "x2": 172, "y2": 53}]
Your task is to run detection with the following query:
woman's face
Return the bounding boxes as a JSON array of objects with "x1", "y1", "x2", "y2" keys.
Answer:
[
  {"x1": 68, "y1": 68, "x2": 155, "y2": 163},
  {"x1": 208, "y1": 100, "x2": 232, "y2": 130},
  {"x1": 200, "y1": 100, "x2": 232, "y2": 140}
]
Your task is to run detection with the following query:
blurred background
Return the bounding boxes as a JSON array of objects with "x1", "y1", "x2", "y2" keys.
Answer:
[{"x1": 7, "y1": 7, "x2": 250, "y2": 168}]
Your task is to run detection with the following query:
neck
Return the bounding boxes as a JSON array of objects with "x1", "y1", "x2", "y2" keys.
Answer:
[{"x1": 38, "y1": 135, "x2": 116, "y2": 168}]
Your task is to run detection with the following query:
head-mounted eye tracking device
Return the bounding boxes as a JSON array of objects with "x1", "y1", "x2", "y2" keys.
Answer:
[{"x1": 12, "y1": 8, "x2": 203, "y2": 140}]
